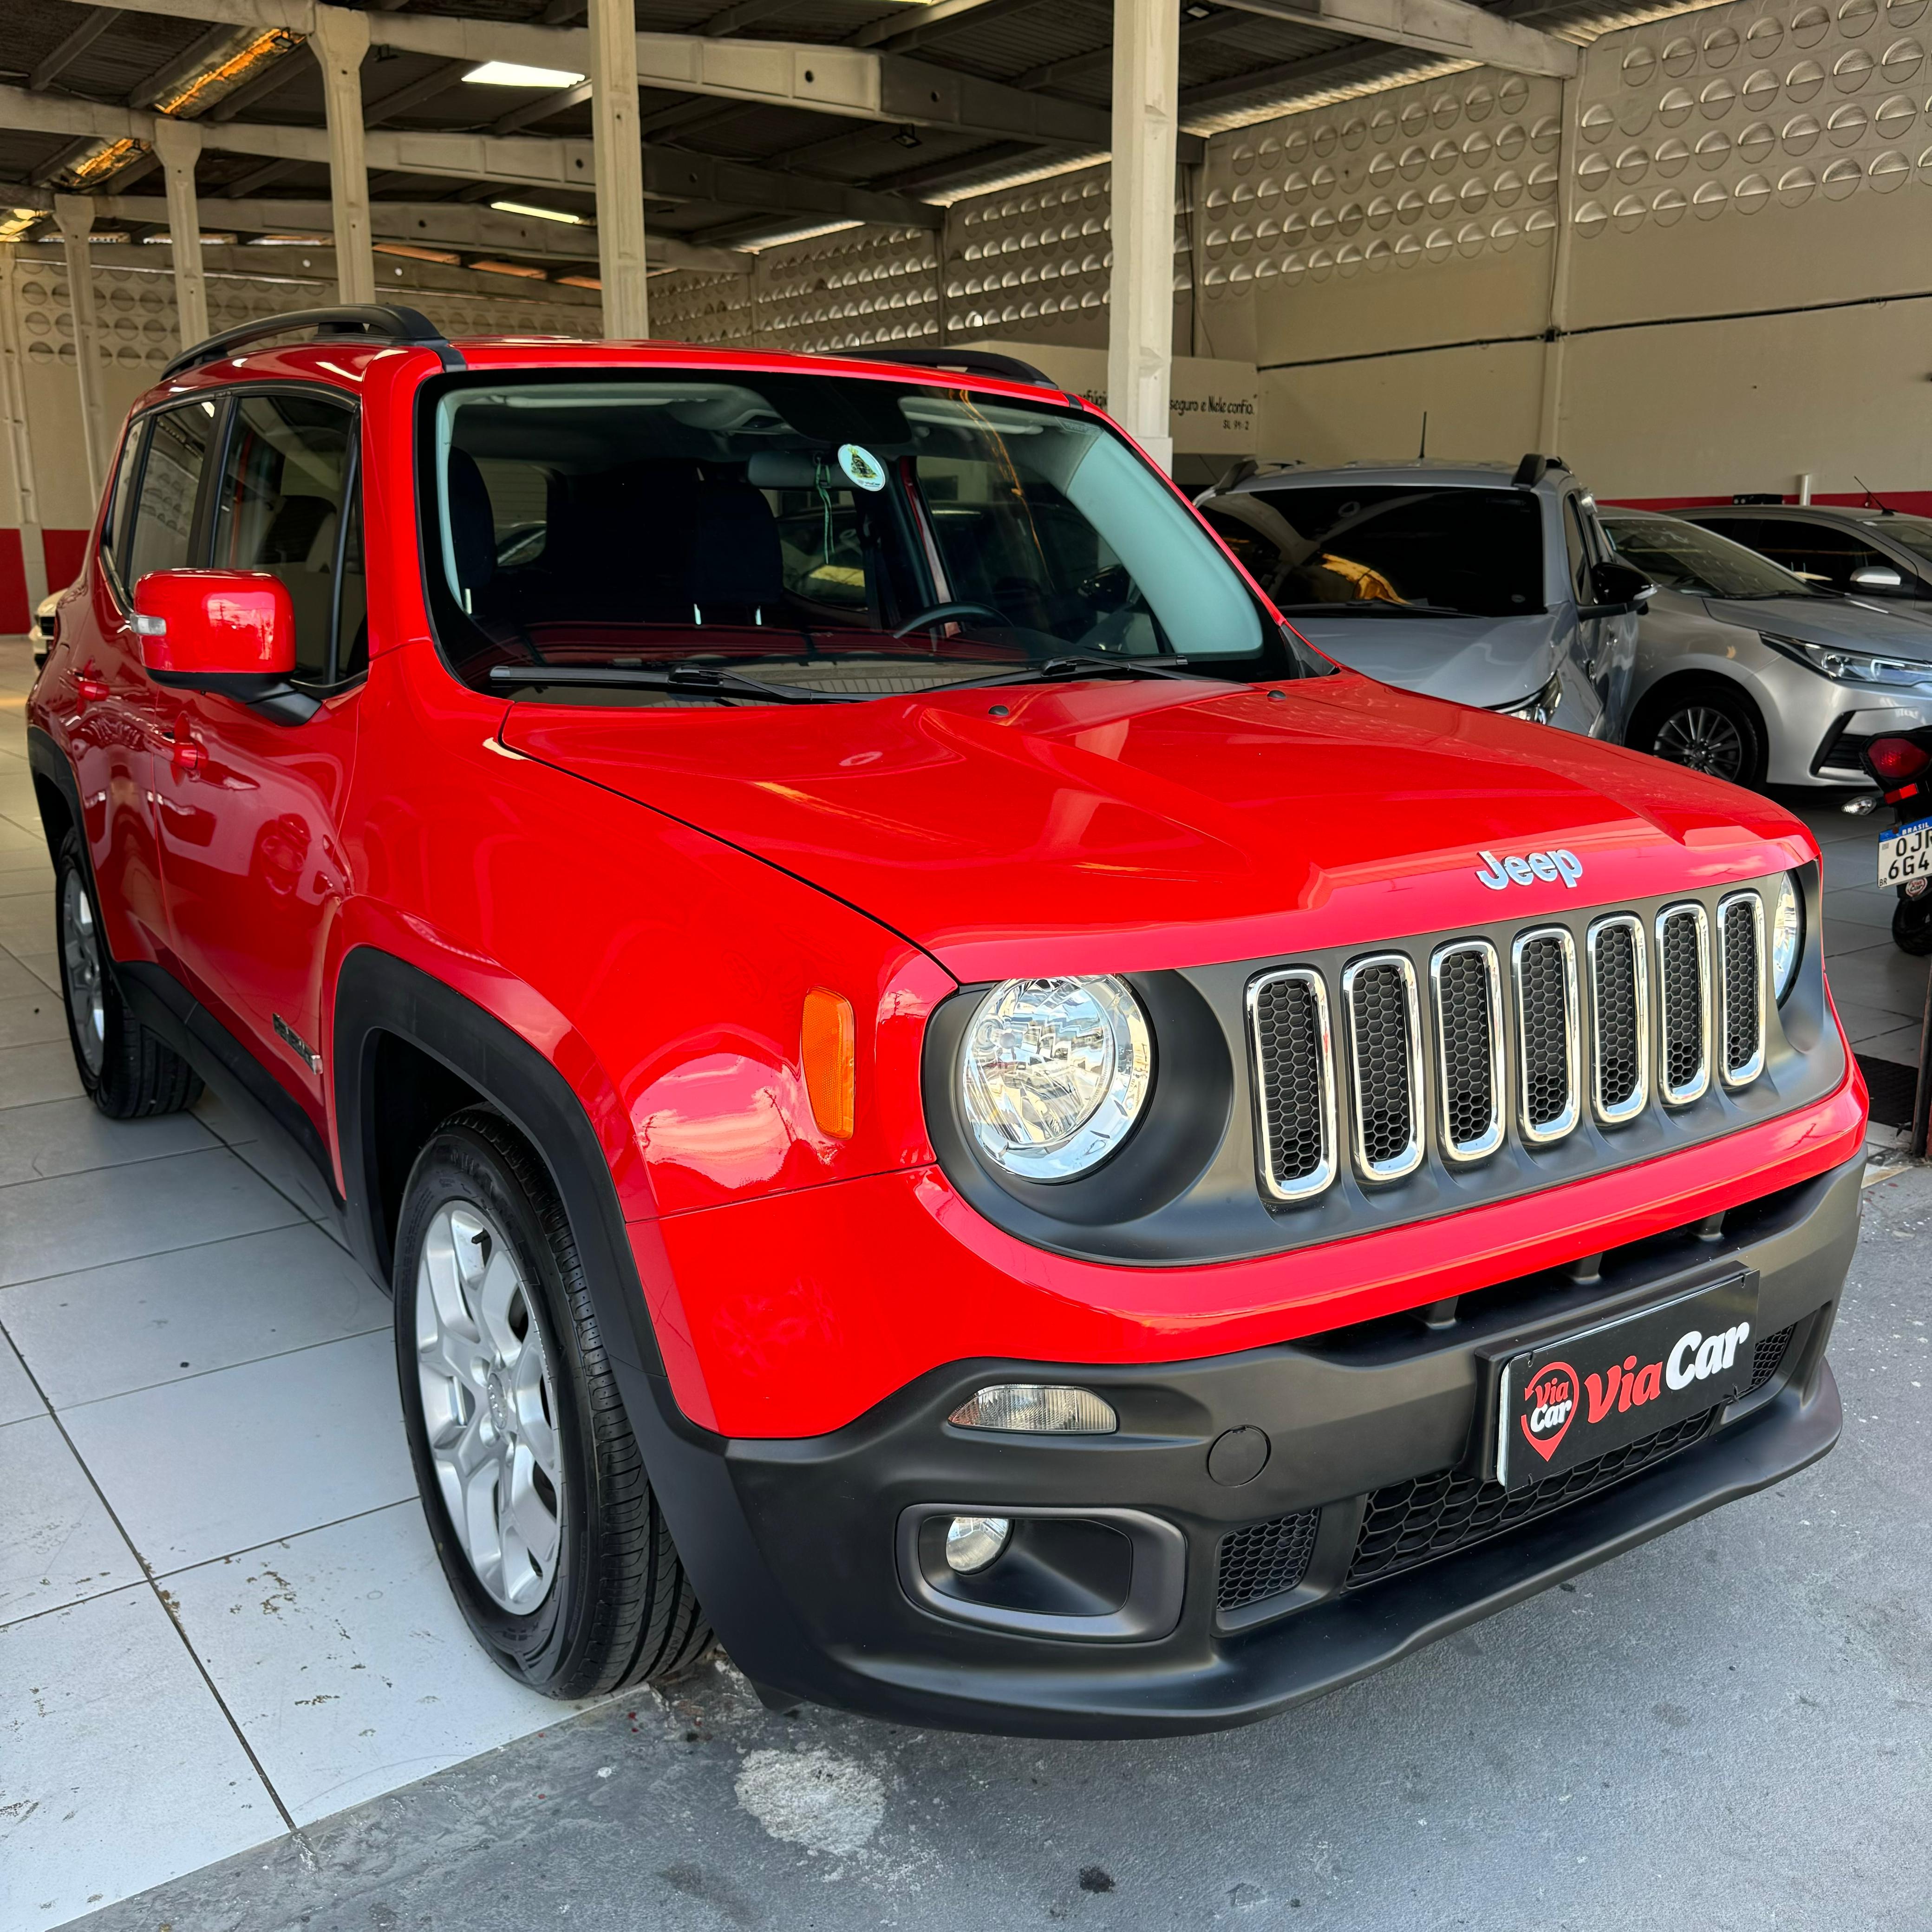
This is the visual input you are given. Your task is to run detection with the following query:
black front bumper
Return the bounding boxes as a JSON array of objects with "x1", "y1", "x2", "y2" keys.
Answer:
[{"x1": 623, "y1": 1151, "x2": 1860, "y2": 1739}]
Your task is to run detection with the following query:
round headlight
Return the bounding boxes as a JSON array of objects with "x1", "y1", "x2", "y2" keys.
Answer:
[
  {"x1": 1771, "y1": 870, "x2": 1803, "y2": 1003},
  {"x1": 960, "y1": 975, "x2": 1152, "y2": 1181}
]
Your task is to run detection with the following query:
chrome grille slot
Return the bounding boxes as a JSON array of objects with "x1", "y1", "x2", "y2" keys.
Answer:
[
  {"x1": 1341, "y1": 954, "x2": 1424, "y2": 1181},
  {"x1": 1512, "y1": 927, "x2": 1580, "y2": 1143},
  {"x1": 1718, "y1": 890, "x2": 1766, "y2": 1085},
  {"x1": 1656, "y1": 903, "x2": 1711, "y2": 1105},
  {"x1": 1247, "y1": 968, "x2": 1337, "y2": 1202},
  {"x1": 1429, "y1": 941, "x2": 1503, "y2": 1162},
  {"x1": 1587, "y1": 914, "x2": 1649, "y2": 1125}
]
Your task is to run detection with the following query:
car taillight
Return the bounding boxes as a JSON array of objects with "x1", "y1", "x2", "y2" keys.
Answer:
[{"x1": 1863, "y1": 736, "x2": 1932, "y2": 785}]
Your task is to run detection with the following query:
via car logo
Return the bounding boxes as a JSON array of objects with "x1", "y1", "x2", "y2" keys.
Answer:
[{"x1": 1474, "y1": 849, "x2": 1583, "y2": 891}]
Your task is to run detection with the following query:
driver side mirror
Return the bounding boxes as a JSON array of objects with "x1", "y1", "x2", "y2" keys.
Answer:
[
  {"x1": 133, "y1": 569, "x2": 315, "y2": 722},
  {"x1": 1851, "y1": 564, "x2": 1906, "y2": 591},
  {"x1": 1578, "y1": 558, "x2": 1654, "y2": 618}
]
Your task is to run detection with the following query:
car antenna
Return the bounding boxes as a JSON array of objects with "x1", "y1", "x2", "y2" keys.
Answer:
[
  {"x1": 1853, "y1": 473, "x2": 1895, "y2": 515},
  {"x1": 1417, "y1": 411, "x2": 1428, "y2": 460}
]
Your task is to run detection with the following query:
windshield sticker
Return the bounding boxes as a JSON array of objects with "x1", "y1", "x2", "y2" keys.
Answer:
[{"x1": 838, "y1": 443, "x2": 887, "y2": 492}]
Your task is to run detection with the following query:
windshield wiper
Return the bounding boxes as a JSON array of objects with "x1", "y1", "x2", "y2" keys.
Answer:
[
  {"x1": 925, "y1": 652, "x2": 1213, "y2": 693},
  {"x1": 488, "y1": 664, "x2": 853, "y2": 705}
]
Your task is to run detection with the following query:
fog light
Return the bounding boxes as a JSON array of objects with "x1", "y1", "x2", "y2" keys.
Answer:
[
  {"x1": 948, "y1": 1384, "x2": 1119, "y2": 1434},
  {"x1": 944, "y1": 1515, "x2": 1010, "y2": 1573}
]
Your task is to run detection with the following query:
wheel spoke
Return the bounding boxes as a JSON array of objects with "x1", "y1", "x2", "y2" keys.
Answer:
[{"x1": 507, "y1": 1449, "x2": 561, "y2": 1571}]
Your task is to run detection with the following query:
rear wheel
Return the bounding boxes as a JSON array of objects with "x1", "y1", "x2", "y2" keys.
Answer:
[
  {"x1": 394, "y1": 1109, "x2": 711, "y2": 1697},
  {"x1": 1637, "y1": 680, "x2": 1767, "y2": 789},
  {"x1": 55, "y1": 829, "x2": 202, "y2": 1119}
]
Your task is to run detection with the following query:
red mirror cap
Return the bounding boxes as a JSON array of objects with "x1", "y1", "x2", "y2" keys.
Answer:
[
  {"x1": 1862, "y1": 734, "x2": 1932, "y2": 786},
  {"x1": 134, "y1": 569, "x2": 295, "y2": 678}
]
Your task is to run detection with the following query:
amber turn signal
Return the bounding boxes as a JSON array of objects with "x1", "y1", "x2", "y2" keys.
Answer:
[{"x1": 802, "y1": 987, "x2": 855, "y2": 1139}]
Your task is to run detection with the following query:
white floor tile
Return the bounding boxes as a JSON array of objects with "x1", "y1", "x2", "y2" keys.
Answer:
[
  {"x1": 0, "y1": 898, "x2": 55, "y2": 955},
  {"x1": 0, "y1": 847, "x2": 53, "y2": 875},
  {"x1": 0, "y1": 949, "x2": 49, "y2": 1001},
  {"x1": 229, "y1": 1128, "x2": 340, "y2": 1225},
  {"x1": 1826, "y1": 945, "x2": 1932, "y2": 1022},
  {"x1": 0, "y1": 819, "x2": 45, "y2": 854},
  {"x1": 1857, "y1": 1022, "x2": 1928, "y2": 1064},
  {"x1": 14, "y1": 949, "x2": 59, "y2": 994},
  {"x1": 0, "y1": 1145, "x2": 303, "y2": 1288},
  {"x1": 60, "y1": 1330, "x2": 414, "y2": 1574},
  {"x1": 0, "y1": 1333, "x2": 41, "y2": 1426},
  {"x1": 0, "y1": 1039, "x2": 83, "y2": 1108},
  {"x1": 3, "y1": 1222, "x2": 390, "y2": 1409},
  {"x1": 0, "y1": 1415, "x2": 143, "y2": 1624},
  {"x1": 190, "y1": 1085, "x2": 259, "y2": 1148},
  {"x1": 166, "y1": 1501, "x2": 596, "y2": 1828},
  {"x1": 0, "y1": 867, "x2": 52, "y2": 900},
  {"x1": 1834, "y1": 996, "x2": 1920, "y2": 1048},
  {"x1": 0, "y1": 1095, "x2": 215, "y2": 1188},
  {"x1": 0, "y1": 1585, "x2": 281, "y2": 1928}
]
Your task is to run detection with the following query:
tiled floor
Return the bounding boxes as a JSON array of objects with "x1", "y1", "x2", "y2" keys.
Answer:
[
  {"x1": 0, "y1": 629, "x2": 1925, "y2": 1931},
  {"x1": 0, "y1": 640, "x2": 596, "y2": 1932}
]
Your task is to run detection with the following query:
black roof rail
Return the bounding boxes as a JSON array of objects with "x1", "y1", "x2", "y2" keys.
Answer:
[
  {"x1": 1511, "y1": 452, "x2": 1567, "y2": 488},
  {"x1": 160, "y1": 304, "x2": 463, "y2": 381},
  {"x1": 849, "y1": 346, "x2": 1058, "y2": 389}
]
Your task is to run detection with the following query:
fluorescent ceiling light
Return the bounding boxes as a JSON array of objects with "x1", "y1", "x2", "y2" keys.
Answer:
[
  {"x1": 489, "y1": 200, "x2": 588, "y2": 226},
  {"x1": 463, "y1": 61, "x2": 586, "y2": 88}
]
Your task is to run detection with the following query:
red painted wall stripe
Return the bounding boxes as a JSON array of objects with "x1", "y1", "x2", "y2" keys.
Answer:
[{"x1": 0, "y1": 529, "x2": 26, "y2": 636}]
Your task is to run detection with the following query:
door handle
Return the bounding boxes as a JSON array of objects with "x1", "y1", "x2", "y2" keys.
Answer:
[
  {"x1": 76, "y1": 668, "x2": 110, "y2": 704},
  {"x1": 164, "y1": 724, "x2": 206, "y2": 774}
]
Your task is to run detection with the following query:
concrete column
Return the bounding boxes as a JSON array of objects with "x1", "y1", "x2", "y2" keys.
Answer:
[
  {"x1": 1106, "y1": 0, "x2": 1180, "y2": 472},
  {"x1": 151, "y1": 118, "x2": 209, "y2": 352},
  {"x1": 0, "y1": 249, "x2": 48, "y2": 613},
  {"x1": 589, "y1": 0, "x2": 649, "y2": 339},
  {"x1": 1536, "y1": 71, "x2": 1582, "y2": 454},
  {"x1": 310, "y1": 6, "x2": 375, "y2": 305},
  {"x1": 52, "y1": 195, "x2": 107, "y2": 501}
]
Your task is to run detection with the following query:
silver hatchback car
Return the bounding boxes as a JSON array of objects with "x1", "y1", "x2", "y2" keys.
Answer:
[
  {"x1": 1601, "y1": 509, "x2": 1932, "y2": 789},
  {"x1": 1196, "y1": 457, "x2": 1646, "y2": 738}
]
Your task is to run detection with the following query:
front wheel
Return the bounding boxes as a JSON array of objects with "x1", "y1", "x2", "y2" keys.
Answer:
[
  {"x1": 1895, "y1": 887, "x2": 1932, "y2": 956},
  {"x1": 1636, "y1": 680, "x2": 1768, "y2": 790},
  {"x1": 394, "y1": 1109, "x2": 711, "y2": 1698}
]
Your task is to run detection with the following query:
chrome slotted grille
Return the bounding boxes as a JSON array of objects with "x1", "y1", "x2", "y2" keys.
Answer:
[
  {"x1": 1657, "y1": 903, "x2": 1711, "y2": 1105},
  {"x1": 1430, "y1": 941, "x2": 1503, "y2": 1162},
  {"x1": 1512, "y1": 927, "x2": 1580, "y2": 1143},
  {"x1": 1718, "y1": 891, "x2": 1766, "y2": 1085},
  {"x1": 1248, "y1": 882, "x2": 1758, "y2": 1203},
  {"x1": 1248, "y1": 968, "x2": 1337, "y2": 1202},
  {"x1": 1587, "y1": 914, "x2": 1649, "y2": 1125},
  {"x1": 1342, "y1": 955, "x2": 1424, "y2": 1181}
]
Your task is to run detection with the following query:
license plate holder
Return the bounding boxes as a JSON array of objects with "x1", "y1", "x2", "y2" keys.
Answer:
[
  {"x1": 1879, "y1": 814, "x2": 1932, "y2": 887},
  {"x1": 1494, "y1": 1271, "x2": 1760, "y2": 1491}
]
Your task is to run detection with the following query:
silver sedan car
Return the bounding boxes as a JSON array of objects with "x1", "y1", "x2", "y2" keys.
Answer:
[{"x1": 1602, "y1": 509, "x2": 1932, "y2": 788}]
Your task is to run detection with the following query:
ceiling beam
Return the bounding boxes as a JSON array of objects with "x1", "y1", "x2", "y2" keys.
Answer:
[
  {"x1": 29, "y1": 9, "x2": 125, "y2": 92},
  {"x1": 848, "y1": 0, "x2": 1046, "y2": 53},
  {"x1": 1208, "y1": 0, "x2": 1579, "y2": 78},
  {"x1": 67, "y1": 0, "x2": 1114, "y2": 146}
]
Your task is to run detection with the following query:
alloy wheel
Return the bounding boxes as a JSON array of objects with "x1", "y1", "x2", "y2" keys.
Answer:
[
  {"x1": 61, "y1": 870, "x2": 106, "y2": 1077},
  {"x1": 414, "y1": 1200, "x2": 562, "y2": 1614},
  {"x1": 1653, "y1": 705, "x2": 1746, "y2": 781}
]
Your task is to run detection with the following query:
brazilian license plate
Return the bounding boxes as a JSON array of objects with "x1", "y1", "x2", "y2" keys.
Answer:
[
  {"x1": 1879, "y1": 815, "x2": 1932, "y2": 887},
  {"x1": 1495, "y1": 1272, "x2": 1760, "y2": 1492}
]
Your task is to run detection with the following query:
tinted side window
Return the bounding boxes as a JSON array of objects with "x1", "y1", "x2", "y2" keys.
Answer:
[
  {"x1": 1563, "y1": 498, "x2": 1592, "y2": 602},
  {"x1": 123, "y1": 400, "x2": 221, "y2": 587},
  {"x1": 211, "y1": 392, "x2": 360, "y2": 683},
  {"x1": 1720, "y1": 519, "x2": 1882, "y2": 591},
  {"x1": 99, "y1": 421, "x2": 148, "y2": 597}
]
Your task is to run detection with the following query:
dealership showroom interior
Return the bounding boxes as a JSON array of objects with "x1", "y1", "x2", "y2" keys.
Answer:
[{"x1": 4, "y1": 0, "x2": 1932, "y2": 1920}]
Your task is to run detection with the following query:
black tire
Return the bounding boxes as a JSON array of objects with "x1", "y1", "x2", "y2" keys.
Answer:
[
  {"x1": 54, "y1": 828, "x2": 203, "y2": 1119},
  {"x1": 1894, "y1": 890, "x2": 1932, "y2": 956},
  {"x1": 1634, "y1": 679, "x2": 1768, "y2": 790},
  {"x1": 393, "y1": 1109, "x2": 711, "y2": 1699}
]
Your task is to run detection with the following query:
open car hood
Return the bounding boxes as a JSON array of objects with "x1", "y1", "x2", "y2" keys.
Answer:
[{"x1": 501, "y1": 671, "x2": 1810, "y2": 982}]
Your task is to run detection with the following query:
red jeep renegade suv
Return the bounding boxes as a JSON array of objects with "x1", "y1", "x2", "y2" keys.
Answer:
[{"x1": 28, "y1": 306, "x2": 1864, "y2": 1738}]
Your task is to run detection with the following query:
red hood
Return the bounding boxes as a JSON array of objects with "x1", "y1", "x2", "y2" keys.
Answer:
[{"x1": 502, "y1": 672, "x2": 1813, "y2": 982}]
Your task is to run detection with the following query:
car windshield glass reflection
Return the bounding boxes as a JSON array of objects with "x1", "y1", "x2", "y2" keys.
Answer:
[
  {"x1": 1602, "y1": 517, "x2": 1816, "y2": 600},
  {"x1": 1205, "y1": 484, "x2": 1543, "y2": 620},
  {"x1": 1871, "y1": 517, "x2": 1932, "y2": 569},
  {"x1": 421, "y1": 375, "x2": 1303, "y2": 704}
]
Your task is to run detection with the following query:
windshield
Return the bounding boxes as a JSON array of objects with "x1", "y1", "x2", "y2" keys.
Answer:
[
  {"x1": 420, "y1": 373, "x2": 1287, "y2": 703},
  {"x1": 1602, "y1": 516, "x2": 1815, "y2": 599},
  {"x1": 1873, "y1": 516, "x2": 1932, "y2": 568},
  {"x1": 1202, "y1": 483, "x2": 1543, "y2": 619}
]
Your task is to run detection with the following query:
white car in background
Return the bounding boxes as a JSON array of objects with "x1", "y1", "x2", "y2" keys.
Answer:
[
  {"x1": 1603, "y1": 509, "x2": 1932, "y2": 789},
  {"x1": 29, "y1": 588, "x2": 64, "y2": 668}
]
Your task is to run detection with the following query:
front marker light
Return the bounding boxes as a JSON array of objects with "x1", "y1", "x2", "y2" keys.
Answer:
[
  {"x1": 1771, "y1": 870, "x2": 1803, "y2": 1004},
  {"x1": 949, "y1": 1384, "x2": 1119, "y2": 1434},
  {"x1": 960, "y1": 975, "x2": 1152, "y2": 1181},
  {"x1": 945, "y1": 1515, "x2": 1010, "y2": 1573}
]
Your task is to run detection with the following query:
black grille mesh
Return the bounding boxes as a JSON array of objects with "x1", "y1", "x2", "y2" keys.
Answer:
[
  {"x1": 1437, "y1": 948, "x2": 1495, "y2": 1150},
  {"x1": 1253, "y1": 976, "x2": 1326, "y2": 1188},
  {"x1": 1218, "y1": 1508, "x2": 1322, "y2": 1612},
  {"x1": 1660, "y1": 910, "x2": 1704, "y2": 1093},
  {"x1": 1350, "y1": 964, "x2": 1414, "y2": 1167},
  {"x1": 1346, "y1": 1324, "x2": 1797, "y2": 1591},
  {"x1": 1593, "y1": 924, "x2": 1641, "y2": 1111},
  {"x1": 1517, "y1": 936, "x2": 1572, "y2": 1129},
  {"x1": 1723, "y1": 899, "x2": 1760, "y2": 1074}
]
